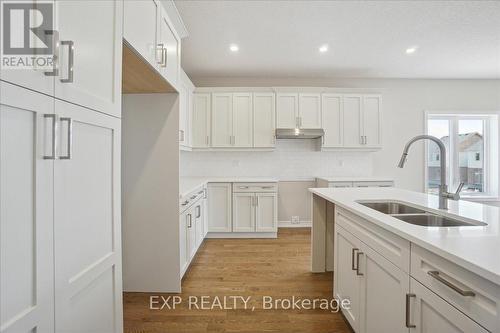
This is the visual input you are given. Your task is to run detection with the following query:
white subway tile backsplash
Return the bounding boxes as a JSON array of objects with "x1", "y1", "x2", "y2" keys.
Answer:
[{"x1": 180, "y1": 140, "x2": 373, "y2": 179}]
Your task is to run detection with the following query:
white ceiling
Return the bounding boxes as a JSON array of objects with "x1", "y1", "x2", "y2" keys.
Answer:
[{"x1": 175, "y1": 0, "x2": 500, "y2": 80}]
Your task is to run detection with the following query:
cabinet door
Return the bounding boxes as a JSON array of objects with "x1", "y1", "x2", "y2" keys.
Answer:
[
  {"x1": 187, "y1": 207, "x2": 197, "y2": 260},
  {"x1": 178, "y1": 84, "x2": 189, "y2": 147},
  {"x1": 53, "y1": 100, "x2": 122, "y2": 333},
  {"x1": 0, "y1": 82, "x2": 54, "y2": 333},
  {"x1": 276, "y1": 93, "x2": 298, "y2": 128},
  {"x1": 0, "y1": 1, "x2": 55, "y2": 96},
  {"x1": 233, "y1": 193, "x2": 255, "y2": 232},
  {"x1": 232, "y1": 93, "x2": 253, "y2": 147},
  {"x1": 362, "y1": 95, "x2": 382, "y2": 147},
  {"x1": 334, "y1": 226, "x2": 362, "y2": 332},
  {"x1": 211, "y1": 93, "x2": 233, "y2": 147},
  {"x1": 322, "y1": 94, "x2": 343, "y2": 147},
  {"x1": 343, "y1": 95, "x2": 363, "y2": 147},
  {"x1": 207, "y1": 183, "x2": 232, "y2": 232},
  {"x1": 55, "y1": 0, "x2": 123, "y2": 117},
  {"x1": 410, "y1": 279, "x2": 488, "y2": 333},
  {"x1": 299, "y1": 93, "x2": 321, "y2": 128},
  {"x1": 194, "y1": 202, "x2": 204, "y2": 248},
  {"x1": 158, "y1": 8, "x2": 180, "y2": 85},
  {"x1": 192, "y1": 93, "x2": 211, "y2": 147},
  {"x1": 255, "y1": 193, "x2": 277, "y2": 232},
  {"x1": 179, "y1": 211, "x2": 188, "y2": 276},
  {"x1": 253, "y1": 93, "x2": 276, "y2": 148},
  {"x1": 123, "y1": 0, "x2": 159, "y2": 68},
  {"x1": 358, "y1": 241, "x2": 410, "y2": 333}
]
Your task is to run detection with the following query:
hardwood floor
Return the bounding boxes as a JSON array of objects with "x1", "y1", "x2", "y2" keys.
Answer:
[{"x1": 123, "y1": 228, "x2": 353, "y2": 333}]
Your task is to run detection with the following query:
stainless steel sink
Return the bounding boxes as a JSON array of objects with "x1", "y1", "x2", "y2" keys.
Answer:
[
  {"x1": 357, "y1": 200, "x2": 487, "y2": 227},
  {"x1": 358, "y1": 201, "x2": 426, "y2": 214},
  {"x1": 394, "y1": 213, "x2": 486, "y2": 227}
]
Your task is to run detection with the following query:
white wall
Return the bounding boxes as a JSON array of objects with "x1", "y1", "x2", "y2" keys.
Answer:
[{"x1": 188, "y1": 77, "x2": 500, "y2": 193}]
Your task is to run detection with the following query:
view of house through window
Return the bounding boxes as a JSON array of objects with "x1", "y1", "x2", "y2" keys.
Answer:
[{"x1": 426, "y1": 114, "x2": 492, "y2": 196}]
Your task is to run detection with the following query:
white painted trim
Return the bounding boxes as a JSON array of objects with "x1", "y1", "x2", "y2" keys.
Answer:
[
  {"x1": 278, "y1": 220, "x2": 312, "y2": 228},
  {"x1": 205, "y1": 232, "x2": 277, "y2": 238},
  {"x1": 190, "y1": 147, "x2": 276, "y2": 152}
]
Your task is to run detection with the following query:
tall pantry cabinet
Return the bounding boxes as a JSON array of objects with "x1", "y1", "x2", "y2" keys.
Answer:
[{"x1": 0, "y1": 1, "x2": 123, "y2": 332}]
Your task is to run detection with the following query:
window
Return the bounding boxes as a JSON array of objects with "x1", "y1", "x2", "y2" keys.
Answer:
[{"x1": 426, "y1": 113, "x2": 499, "y2": 198}]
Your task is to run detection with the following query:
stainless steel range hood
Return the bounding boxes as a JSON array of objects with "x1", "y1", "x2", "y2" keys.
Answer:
[{"x1": 275, "y1": 128, "x2": 325, "y2": 139}]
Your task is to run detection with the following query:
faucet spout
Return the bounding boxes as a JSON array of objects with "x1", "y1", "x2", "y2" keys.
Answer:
[{"x1": 397, "y1": 135, "x2": 459, "y2": 210}]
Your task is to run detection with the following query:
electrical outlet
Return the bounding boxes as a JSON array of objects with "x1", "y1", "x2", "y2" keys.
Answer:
[{"x1": 291, "y1": 216, "x2": 300, "y2": 224}]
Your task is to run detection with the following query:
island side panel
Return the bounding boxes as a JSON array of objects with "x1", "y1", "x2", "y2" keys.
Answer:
[
  {"x1": 326, "y1": 202, "x2": 335, "y2": 271},
  {"x1": 311, "y1": 194, "x2": 327, "y2": 272}
]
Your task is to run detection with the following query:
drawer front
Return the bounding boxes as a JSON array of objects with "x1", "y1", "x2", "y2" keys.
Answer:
[
  {"x1": 328, "y1": 182, "x2": 353, "y2": 188},
  {"x1": 232, "y1": 182, "x2": 277, "y2": 193},
  {"x1": 180, "y1": 186, "x2": 206, "y2": 212},
  {"x1": 335, "y1": 207, "x2": 410, "y2": 273},
  {"x1": 352, "y1": 181, "x2": 394, "y2": 187},
  {"x1": 411, "y1": 245, "x2": 499, "y2": 332}
]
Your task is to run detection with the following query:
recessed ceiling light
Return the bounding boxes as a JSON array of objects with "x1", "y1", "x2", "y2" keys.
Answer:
[
  {"x1": 319, "y1": 44, "x2": 329, "y2": 53},
  {"x1": 406, "y1": 46, "x2": 418, "y2": 54},
  {"x1": 229, "y1": 44, "x2": 239, "y2": 52}
]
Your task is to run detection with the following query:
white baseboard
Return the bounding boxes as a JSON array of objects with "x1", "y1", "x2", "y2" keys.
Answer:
[
  {"x1": 206, "y1": 232, "x2": 277, "y2": 238},
  {"x1": 278, "y1": 220, "x2": 312, "y2": 228}
]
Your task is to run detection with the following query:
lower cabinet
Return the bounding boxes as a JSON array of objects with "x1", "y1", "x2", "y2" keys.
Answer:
[
  {"x1": 233, "y1": 192, "x2": 278, "y2": 232},
  {"x1": 207, "y1": 183, "x2": 232, "y2": 232},
  {"x1": 180, "y1": 191, "x2": 206, "y2": 277},
  {"x1": 335, "y1": 207, "x2": 493, "y2": 333},
  {"x1": 409, "y1": 278, "x2": 488, "y2": 333}
]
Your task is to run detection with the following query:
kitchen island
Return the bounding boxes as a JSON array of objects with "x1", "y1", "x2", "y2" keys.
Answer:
[{"x1": 309, "y1": 187, "x2": 500, "y2": 332}]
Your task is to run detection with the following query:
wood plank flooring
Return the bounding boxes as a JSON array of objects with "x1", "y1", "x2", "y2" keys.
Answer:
[{"x1": 123, "y1": 228, "x2": 353, "y2": 333}]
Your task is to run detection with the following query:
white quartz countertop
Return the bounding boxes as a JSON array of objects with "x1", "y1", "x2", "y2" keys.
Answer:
[
  {"x1": 180, "y1": 177, "x2": 278, "y2": 198},
  {"x1": 316, "y1": 176, "x2": 394, "y2": 182},
  {"x1": 309, "y1": 187, "x2": 500, "y2": 285}
]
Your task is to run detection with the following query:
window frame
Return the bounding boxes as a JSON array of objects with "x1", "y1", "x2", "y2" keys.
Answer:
[{"x1": 424, "y1": 110, "x2": 499, "y2": 200}]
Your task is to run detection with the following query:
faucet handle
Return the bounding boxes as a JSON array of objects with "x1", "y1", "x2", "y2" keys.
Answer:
[{"x1": 451, "y1": 182, "x2": 465, "y2": 200}]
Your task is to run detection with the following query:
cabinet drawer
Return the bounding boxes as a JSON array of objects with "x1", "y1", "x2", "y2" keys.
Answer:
[
  {"x1": 352, "y1": 181, "x2": 394, "y2": 187},
  {"x1": 411, "y1": 245, "x2": 499, "y2": 332},
  {"x1": 335, "y1": 207, "x2": 410, "y2": 272},
  {"x1": 328, "y1": 182, "x2": 353, "y2": 188},
  {"x1": 232, "y1": 183, "x2": 277, "y2": 193}
]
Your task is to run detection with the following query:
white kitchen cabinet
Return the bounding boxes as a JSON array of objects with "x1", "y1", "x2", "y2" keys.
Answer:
[
  {"x1": 253, "y1": 93, "x2": 276, "y2": 148},
  {"x1": 233, "y1": 93, "x2": 253, "y2": 147},
  {"x1": 298, "y1": 93, "x2": 321, "y2": 128},
  {"x1": 321, "y1": 94, "x2": 343, "y2": 147},
  {"x1": 192, "y1": 93, "x2": 211, "y2": 148},
  {"x1": 179, "y1": 209, "x2": 188, "y2": 275},
  {"x1": 186, "y1": 206, "x2": 197, "y2": 261},
  {"x1": 158, "y1": 7, "x2": 180, "y2": 84},
  {"x1": 211, "y1": 93, "x2": 233, "y2": 147},
  {"x1": 233, "y1": 193, "x2": 256, "y2": 232},
  {"x1": 194, "y1": 200, "x2": 205, "y2": 248},
  {"x1": 53, "y1": 99, "x2": 122, "y2": 333},
  {"x1": 343, "y1": 94, "x2": 363, "y2": 147},
  {"x1": 54, "y1": 0, "x2": 123, "y2": 117},
  {"x1": 0, "y1": 82, "x2": 55, "y2": 333},
  {"x1": 358, "y1": 240, "x2": 410, "y2": 333},
  {"x1": 255, "y1": 193, "x2": 278, "y2": 232},
  {"x1": 124, "y1": 0, "x2": 160, "y2": 68},
  {"x1": 409, "y1": 278, "x2": 488, "y2": 333},
  {"x1": 276, "y1": 93, "x2": 298, "y2": 128},
  {"x1": 334, "y1": 226, "x2": 362, "y2": 332},
  {"x1": 179, "y1": 71, "x2": 194, "y2": 149},
  {"x1": 207, "y1": 183, "x2": 232, "y2": 232},
  {"x1": 0, "y1": 1, "x2": 55, "y2": 96},
  {"x1": 362, "y1": 95, "x2": 382, "y2": 147}
]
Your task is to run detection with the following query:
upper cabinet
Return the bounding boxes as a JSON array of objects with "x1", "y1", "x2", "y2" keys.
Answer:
[
  {"x1": 322, "y1": 94, "x2": 343, "y2": 147},
  {"x1": 1, "y1": 0, "x2": 123, "y2": 117},
  {"x1": 124, "y1": 0, "x2": 180, "y2": 87},
  {"x1": 211, "y1": 93, "x2": 234, "y2": 147},
  {"x1": 179, "y1": 70, "x2": 194, "y2": 150},
  {"x1": 192, "y1": 93, "x2": 211, "y2": 148},
  {"x1": 277, "y1": 93, "x2": 321, "y2": 129},
  {"x1": 232, "y1": 93, "x2": 253, "y2": 147},
  {"x1": 253, "y1": 93, "x2": 276, "y2": 148}
]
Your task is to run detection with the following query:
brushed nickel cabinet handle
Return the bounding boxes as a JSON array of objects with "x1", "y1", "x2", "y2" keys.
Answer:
[
  {"x1": 44, "y1": 30, "x2": 59, "y2": 77},
  {"x1": 43, "y1": 114, "x2": 57, "y2": 160},
  {"x1": 156, "y1": 43, "x2": 164, "y2": 65},
  {"x1": 60, "y1": 40, "x2": 74, "y2": 83},
  {"x1": 351, "y1": 248, "x2": 359, "y2": 271},
  {"x1": 161, "y1": 46, "x2": 167, "y2": 67},
  {"x1": 405, "y1": 293, "x2": 416, "y2": 328},
  {"x1": 355, "y1": 251, "x2": 364, "y2": 276},
  {"x1": 59, "y1": 117, "x2": 72, "y2": 159},
  {"x1": 196, "y1": 205, "x2": 201, "y2": 218},
  {"x1": 187, "y1": 213, "x2": 192, "y2": 228},
  {"x1": 428, "y1": 271, "x2": 475, "y2": 297}
]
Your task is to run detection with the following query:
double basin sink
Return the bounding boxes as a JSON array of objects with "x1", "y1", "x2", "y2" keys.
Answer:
[{"x1": 357, "y1": 201, "x2": 487, "y2": 227}]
